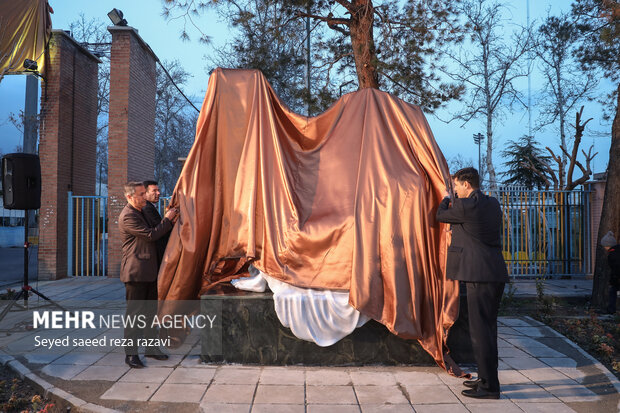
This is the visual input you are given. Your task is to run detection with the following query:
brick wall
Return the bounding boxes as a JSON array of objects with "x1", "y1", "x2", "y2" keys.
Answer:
[
  {"x1": 107, "y1": 27, "x2": 157, "y2": 277},
  {"x1": 38, "y1": 31, "x2": 99, "y2": 280}
]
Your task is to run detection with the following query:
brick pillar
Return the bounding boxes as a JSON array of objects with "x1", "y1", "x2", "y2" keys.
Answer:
[
  {"x1": 38, "y1": 30, "x2": 99, "y2": 280},
  {"x1": 107, "y1": 27, "x2": 157, "y2": 277}
]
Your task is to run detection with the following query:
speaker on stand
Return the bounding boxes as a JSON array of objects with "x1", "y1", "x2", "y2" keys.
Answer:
[{"x1": 0, "y1": 153, "x2": 64, "y2": 326}]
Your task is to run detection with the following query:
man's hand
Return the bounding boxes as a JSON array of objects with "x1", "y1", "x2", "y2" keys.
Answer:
[{"x1": 165, "y1": 207, "x2": 178, "y2": 223}]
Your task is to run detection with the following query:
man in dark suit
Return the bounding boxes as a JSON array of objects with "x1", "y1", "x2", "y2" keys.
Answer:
[
  {"x1": 436, "y1": 167, "x2": 509, "y2": 399},
  {"x1": 119, "y1": 181, "x2": 177, "y2": 368},
  {"x1": 142, "y1": 180, "x2": 169, "y2": 266}
]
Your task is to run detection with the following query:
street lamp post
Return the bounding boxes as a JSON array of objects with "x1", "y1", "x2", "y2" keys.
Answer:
[{"x1": 473, "y1": 133, "x2": 485, "y2": 175}]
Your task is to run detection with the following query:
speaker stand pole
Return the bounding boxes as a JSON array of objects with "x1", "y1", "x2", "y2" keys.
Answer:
[{"x1": 0, "y1": 210, "x2": 65, "y2": 327}]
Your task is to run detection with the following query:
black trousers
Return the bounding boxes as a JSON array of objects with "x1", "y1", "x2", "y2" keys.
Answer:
[
  {"x1": 466, "y1": 281, "x2": 505, "y2": 392},
  {"x1": 124, "y1": 281, "x2": 158, "y2": 355}
]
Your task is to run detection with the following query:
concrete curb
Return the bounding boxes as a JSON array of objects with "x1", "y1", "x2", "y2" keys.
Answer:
[{"x1": 1, "y1": 352, "x2": 120, "y2": 413}]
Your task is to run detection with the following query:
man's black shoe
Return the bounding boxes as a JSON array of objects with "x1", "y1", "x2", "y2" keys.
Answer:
[
  {"x1": 125, "y1": 355, "x2": 145, "y2": 368},
  {"x1": 463, "y1": 378, "x2": 481, "y2": 389},
  {"x1": 145, "y1": 349, "x2": 169, "y2": 360},
  {"x1": 461, "y1": 387, "x2": 500, "y2": 399}
]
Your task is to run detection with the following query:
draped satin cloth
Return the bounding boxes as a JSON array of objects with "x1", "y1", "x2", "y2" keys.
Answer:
[{"x1": 158, "y1": 68, "x2": 461, "y2": 371}]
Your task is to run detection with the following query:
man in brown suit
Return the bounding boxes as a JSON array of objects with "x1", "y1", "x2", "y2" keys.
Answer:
[{"x1": 119, "y1": 181, "x2": 177, "y2": 368}]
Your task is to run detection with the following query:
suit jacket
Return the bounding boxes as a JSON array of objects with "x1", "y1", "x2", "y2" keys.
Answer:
[
  {"x1": 119, "y1": 203, "x2": 173, "y2": 283},
  {"x1": 142, "y1": 202, "x2": 170, "y2": 266},
  {"x1": 436, "y1": 189, "x2": 509, "y2": 283}
]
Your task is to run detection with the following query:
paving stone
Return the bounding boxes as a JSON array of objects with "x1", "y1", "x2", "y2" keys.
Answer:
[
  {"x1": 306, "y1": 385, "x2": 357, "y2": 404},
  {"x1": 72, "y1": 365, "x2": 129, "y2": 381},
  {"x1": 359, "y1": 405, "x2": 413, "y2": 412},
  {"x1": 539, "y1": 357, "x2": 577, "y2": 368},
  {"x1": 150, "y1": 383, "x2": 208, "y2": 403},
  {"x1": 501, "y1": 384, "x2": 559, "y2": 403},
  {"x1": 522, "y1": 346, "x2": 565, "y2": 358},
  {"x1": 23, "y1": 353, "x2": 62, "y2": 364},
  {"x1": 118, "y1": 366, "x2": 173, "y2": 383},
  {"x1": 544, "y1": 384, "x2": 601, "y2": 403},
  {"x1": 500, "y1": 357, "x2": 549, "y2": 370},
  {"x1": 412, "y1": 404, "x2": 469, "y2": 413},
  {"x1": 51, "y1": 352, "x2": 106, "y2": 365},
  {"x1": 518, "y1": 367, "x2": 575, "y2": 385},
  {"x1": 515, "y1": 402, "x2": 577, "y2": 412},
  {"x1": 499, "y1": 346, "x2": 530, "y2": 358},
  {"x1": 201, "y1": 384, "x2": 256, "y2": 404},
  {"x1": 505, "y1": 337, "x2": 548, "y2": 349},
  {"x1": 464, "y1": 400, "x2": 523, "y2": 412},
  {"x1": 93, "y1": 352, "x2": 126, "y2": 366},
  {"x1": 497, "y1": 338, "x2": 513, "y2": 348},
  {"x1": 41, "y1": 364, "x2": 87, "y2": 380},
  {"x1": 500, "y1": 318, "x2": 531, "y2": 327},
  {"x1": 199, "y1": 403, "x2": 251, "y2": 413},
  {"x1": 354, "y1": 385, "x2": 409, "y2": 405},
  {"x1": 404, "y1": 384, "x2": 458, "y2": 404},
  {"x1": 306, "y1": 369, "x2": 351, "y2": 385},
  {"x1": 498, "y1": 369, "x2": 532, "y2": 385},
  {"x1": 253, "y1": 385, "x2": 304, "y2": 404},
  {"x1": 213, "y1": 367, "x2": 261, "y2": 384},
  {"x1": 437, "y1": 372, "x2": 467, "y2": 386},
  {"x1": 180, "y1": 355, "x2": 214, "y2": 368},
  {"x1": 166, "y1": 367, "x2": 216, "y2": 384},
  {"x1": 393, "y1": 371, "x2": 442, "y2": 386},
  {"x1": 259, "y1": 367, "x2": 305, "y2": 385},
  {"x1": 551, "y1": 367, "x2": 586, "y2": 383},
  {"x1": 251, "y1": 404, "x2": 305, "y2": 413},
  {"x1": 498, "y1": 326, "x2": 520, "y2": 336},
  {"x1": 512, "y1": 327, "x2": 559, "y2": 338},
  {"x1": 142, "y1": 354, "x2": 183, "y2": 368},
  {"x1": 307, "y1": 405, "x2": 360, "y2": 413},
  {"x1": 100, "y1": 382, "x2": 157, "y2": 401},
  {"x1": 350, "y1": 371, "x2": 397, "y2": 386}
]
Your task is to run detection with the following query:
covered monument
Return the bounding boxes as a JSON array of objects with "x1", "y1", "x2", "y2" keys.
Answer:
[{"x1": 158, "y1": 68, "x2": 462, "y2": 372}]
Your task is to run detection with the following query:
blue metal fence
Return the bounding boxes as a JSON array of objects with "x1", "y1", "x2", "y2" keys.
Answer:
[{"x1": 67, "y1": 192, "x2": 107, "y2": 276}]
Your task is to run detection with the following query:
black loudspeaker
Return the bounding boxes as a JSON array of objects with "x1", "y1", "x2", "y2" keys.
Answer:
[{"x1": 1, "y1": 153, "x2": 41, "y2": 210}]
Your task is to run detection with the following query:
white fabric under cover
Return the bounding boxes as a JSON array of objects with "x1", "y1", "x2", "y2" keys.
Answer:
[{"x1": 231, "y1": 267, "x2": 369, "y2": 346}]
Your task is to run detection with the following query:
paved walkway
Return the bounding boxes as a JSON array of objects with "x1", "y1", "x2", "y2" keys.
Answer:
[{"x1": 0, "y1": 277, "x2": 618, "y2": 412}]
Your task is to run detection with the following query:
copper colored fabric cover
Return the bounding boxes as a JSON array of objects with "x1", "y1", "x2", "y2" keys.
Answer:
[
  {"x1": 0, "y1": 0, "x2": 51, "y2": 79},
  {"x1": 159, "y1": 68, "x2": 460, "y2": 368}
]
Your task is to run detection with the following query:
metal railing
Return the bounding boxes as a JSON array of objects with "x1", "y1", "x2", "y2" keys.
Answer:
[
  {"x1": 67, "y1": 192, "x2": 107, "y2": 276},
  {"x1": 488, "y1": 188, "x2": 591, "y2": 278},
  {"x1": 67, "y1": 190, "x2": 589, "y2": 279},
  {"x1": 66, "y1": 194, "x2": 171, "y2": 276}
]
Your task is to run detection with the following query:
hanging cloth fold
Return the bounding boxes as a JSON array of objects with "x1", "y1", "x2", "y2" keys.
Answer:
[{"x1": 158, "y1": 68, "x2": 461, "y2": 372}]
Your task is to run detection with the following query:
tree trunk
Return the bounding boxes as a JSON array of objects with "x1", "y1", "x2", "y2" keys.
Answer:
[
  {"x1": 486, "y1": 116, "x2": 497, "y2": 190},
  {"x1": 557, "y1": 64, "x2": 566, "y2": 187},
  {"x1": 592, "y1": 81, "x2": 620, "y2": 309},
  {"x1": 349, "y1": 0, "x2": 379, "y2": 89}
]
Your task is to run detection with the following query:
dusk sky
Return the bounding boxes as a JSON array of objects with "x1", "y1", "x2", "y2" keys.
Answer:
[{"x1": 0, "y1": 0, "x2": 613, "y2": 185}]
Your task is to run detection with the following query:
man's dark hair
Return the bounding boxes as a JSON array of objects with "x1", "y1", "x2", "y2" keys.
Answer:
[
  {"x1": 124, "y1": 181, "x2": 144, "y2": 196},
  {"x1": 453, "y1": 167, "x2": 480, "y2": 189},
  {"x1": 143, "y1": 180, "x2": 158, "y2": 190}
]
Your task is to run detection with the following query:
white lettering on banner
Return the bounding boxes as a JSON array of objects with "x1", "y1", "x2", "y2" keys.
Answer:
[
  {"x1": 150, "y1": 314, "x2": 217, "y2": 329},
  {"x1": 33, "y1": 311, "x2": 96, "y2": 328}
]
